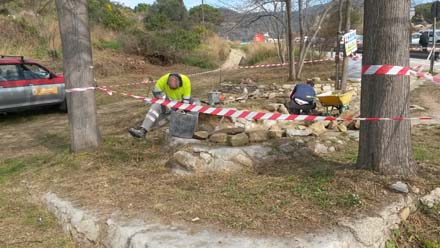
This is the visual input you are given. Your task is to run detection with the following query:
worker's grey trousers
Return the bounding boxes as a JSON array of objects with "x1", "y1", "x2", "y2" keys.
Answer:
[
  {"x1": 141, "y1": 99, "x2": 200, "y2": 132},
  {"x1": 141, "y1": 103, "x2": 166, "y2": 132}
]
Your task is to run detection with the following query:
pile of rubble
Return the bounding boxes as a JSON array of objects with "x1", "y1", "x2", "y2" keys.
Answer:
[
  {"x1": 219, "y1": 77, "x2": 361, "y2": 105},
  {"x1": 192, "y1": 117, "x2": 360, "y2": 150}
]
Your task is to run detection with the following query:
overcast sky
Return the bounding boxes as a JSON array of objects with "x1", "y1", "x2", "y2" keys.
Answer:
[{"x1": 117, "y1": 0, "x2": 221, "y2": 9}]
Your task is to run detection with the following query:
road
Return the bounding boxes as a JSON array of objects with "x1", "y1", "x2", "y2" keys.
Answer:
[{"x1": 347, "y1": 57, "x2": 440, "y2": 80}]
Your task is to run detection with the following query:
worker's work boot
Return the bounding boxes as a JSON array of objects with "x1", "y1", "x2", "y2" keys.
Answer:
[{"x1": 128, "y1": 128, "x2": 147, "y2": 139}]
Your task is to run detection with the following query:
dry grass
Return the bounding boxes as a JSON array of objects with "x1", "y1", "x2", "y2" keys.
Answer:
[
  {"x1": 0, "y1": 57, "x2": 439, "y2": 245},
  {"x1": 245, "y1": 42, "x2": 280, "y2": 65}
]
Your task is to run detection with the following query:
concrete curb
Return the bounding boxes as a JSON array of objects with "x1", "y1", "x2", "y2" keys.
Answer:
[{"x1": 41, "y1": 189, "x2": 439, "y2": 248}]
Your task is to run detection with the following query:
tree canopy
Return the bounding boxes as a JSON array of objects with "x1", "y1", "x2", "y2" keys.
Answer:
[{"x1": 189, "y1": 4, "x2": 224, "y2": 26}]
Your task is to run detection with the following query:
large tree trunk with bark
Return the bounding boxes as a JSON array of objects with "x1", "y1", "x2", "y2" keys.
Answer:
[
  {"x1": 340, "y1": 0, "x2": 351, "y2": 90},
  {"x1": 286, "y1": 0, "x2": 296, "y2": 81},
  {"x1": 357, "y1": 0, "x2": 416, "y2": 176},
  {"x1": 56, "y1": 0, "x2": 100, "y2": 152}
]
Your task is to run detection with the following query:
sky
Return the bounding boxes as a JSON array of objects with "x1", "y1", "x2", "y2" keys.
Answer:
[{"x1": 117, "y1": 0, "x2": 222, "y2": 9}]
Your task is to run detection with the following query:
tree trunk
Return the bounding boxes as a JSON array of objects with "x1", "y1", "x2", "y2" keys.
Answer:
[
  {"x1": 286, "y1": 0, "x2": 296, "y2": 81},
  {"x1": 357, "y1": 0, "x2": 416, "y2": 176},
  {"x1": 340, "y1": 0, "x2": 351, "y2": 91},
  {"x1": 297, "y1": 1, "x2": 335, "y2": 78},
  {"x1": 335, "y1": 0, "x2": 344, "y2": 89},
  {"x1": 298, "y1": 0, "x2": 306, "y2": 71},
  {"x1": 55, "y1": 0, "x2": 100, "y2": 152}
]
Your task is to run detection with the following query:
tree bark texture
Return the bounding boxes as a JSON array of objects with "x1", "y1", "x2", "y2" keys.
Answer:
[
  {"x1": 56, "y1": 0, "x2": 100, "y2": 152},
  {"x1": 340, "y1": 0, "x2": 351, "y2": 90},
  {"x1": 357, "y1": 0, "x2": 416, "y2": 176},
  {"x1": 286, "y1": 0, "x2": 296, "y2": 80}
]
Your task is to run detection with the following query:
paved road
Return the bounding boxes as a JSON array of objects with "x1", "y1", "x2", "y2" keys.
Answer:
[{"x1": 347, "y1": 57, "x2": 440, "y2": 80}]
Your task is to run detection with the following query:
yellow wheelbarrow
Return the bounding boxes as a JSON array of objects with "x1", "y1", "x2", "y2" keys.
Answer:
[{"x1": 317, "y1": 91, "x2": 354, "y2": 116}]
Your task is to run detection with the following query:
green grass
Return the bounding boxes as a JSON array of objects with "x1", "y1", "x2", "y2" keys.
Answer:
[
  {"x1": 182, "y1": 54, "x2": 217, "y2": 69},
  {"x1": 95, "y1": 40, "x2": 122, "y2": 50},
  {"x1": 414, "y1": 145, "x2": 437, "y2": 162}
]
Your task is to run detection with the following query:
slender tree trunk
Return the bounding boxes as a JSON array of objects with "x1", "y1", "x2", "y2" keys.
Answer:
[
  {"x1": 297, "y1": 1, "x2": 335, "y2": 78},
  {"x1": 357, "y1": 0, "x2": 416, "y2": 176},
  {"x1": 298, "y1": 0, "x2": 306, "y2": 71},
  {"x1": 335, "y1": 0, "x2": 344, "y2": 89},
  {"x1": 340, "y1": 0, "x2": 351, "y2": 91},
  {"x1": 286, "y1": 0, "x2": 296, "y2": 80},
  {"x1": 56, "y1": 0, "x2": 100, "y2": 152}
]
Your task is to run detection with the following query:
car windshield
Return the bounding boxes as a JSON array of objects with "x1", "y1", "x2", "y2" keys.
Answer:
[{"x1": 413, "y1": 34, "x2": 421, "y2": 39}]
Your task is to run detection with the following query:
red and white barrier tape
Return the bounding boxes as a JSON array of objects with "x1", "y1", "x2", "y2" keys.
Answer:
[
  {"x1": 64, "y1": 84, "x2": 434, "y2": 122},
  {"x1": 238, "y1": 58, "x2": 334, "y2": 69},
  {"x1": 362, "y1": 64, "x2": 440, "y2": 84}
]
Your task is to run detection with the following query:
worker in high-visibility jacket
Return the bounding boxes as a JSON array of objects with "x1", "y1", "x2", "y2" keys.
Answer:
[{"x1": 129, "y1": 73, "x2": 192, "y2": 139}]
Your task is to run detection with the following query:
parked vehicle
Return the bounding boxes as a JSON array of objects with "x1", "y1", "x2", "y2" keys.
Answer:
[
  {"x1": 411, "y1": 32, "x2": 422, "y2": 46},
  {"x1": 0, "y1": 55, "x2": 66, "y2": 112},
  {"x1": 420, "y1": 30, "x2": 440, "y2": 44},
  {"x1": 356, "y1": 35, "x2": 363, "y2": 53}
]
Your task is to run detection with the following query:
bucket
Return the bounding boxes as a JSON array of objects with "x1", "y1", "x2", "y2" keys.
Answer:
[{"x1": 208, "y1": 91, "x2": 221, "y2": 105}]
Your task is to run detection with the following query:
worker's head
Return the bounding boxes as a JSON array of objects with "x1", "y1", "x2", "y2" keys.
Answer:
[
  {"x1": 168, "y1": 74, "x2": 180, "y2": 89},
  {"x1": 306, "y1": 80, "x2": 315, "y2": 87}
]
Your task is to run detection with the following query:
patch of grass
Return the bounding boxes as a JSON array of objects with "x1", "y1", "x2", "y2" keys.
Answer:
[
  {"x1": 182, "y1": 54, "x2": 216, "y2": 69},
  {"x1": 414, "y1": 145, "x2": 436, "y2": 162},
  {"x1": 246, "y1": 43, "x2": 279, "y2": 65},
  {"x1": 0, "y1": 159, "x2": 28, "y2": 184},
  {"x1": 422, "y1": 240, "x2": 440, "y2": 248},
  {"x1": 385, "y1": 240, "x2": 397, "y2": 248},
  {"x1": 95, "y1": 40, "x2": 122, "y2": 50}
]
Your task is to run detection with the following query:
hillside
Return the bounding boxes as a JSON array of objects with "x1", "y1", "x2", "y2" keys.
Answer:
[
  {"x1": 0, "y1": 0, "x2": 230, "y2": 70},
  {"x1": 218, "y1": 0, "x2": 364, "y2": 42}
]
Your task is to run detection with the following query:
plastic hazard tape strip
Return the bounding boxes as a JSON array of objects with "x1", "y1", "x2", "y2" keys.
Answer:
[
  {"x1": 238, "y1": 58, "x2": 334, "y2": 69},
  {"x1": 65, "y1": 86, "x2": 114, "y2": 95},
  {"x1": 65, "y1": 86, "x2": 434, "y2": 122},
  {"x1": 362, "y1": 64, "x2": 440, "y2": 83},
  {"x1": 145, "y1": 97, "x2": 433, "y2": 122}
]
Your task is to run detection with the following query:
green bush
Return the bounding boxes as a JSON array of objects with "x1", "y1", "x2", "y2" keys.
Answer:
[
  {"x1": 182, "y1": 54, "x2": 216, "y2": 69},
  {"x1": 89, "y1": 0, "x2": 131, "y2": 30}
]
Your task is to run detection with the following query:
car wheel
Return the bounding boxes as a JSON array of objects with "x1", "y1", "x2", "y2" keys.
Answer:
[{"x1": 59, "y1": 98, "x2": 68, "y2": 113}]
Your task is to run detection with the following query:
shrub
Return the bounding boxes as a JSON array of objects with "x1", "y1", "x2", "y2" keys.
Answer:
[{"x1": 246, "y1": 43, "x2": 279, "y2": 65}]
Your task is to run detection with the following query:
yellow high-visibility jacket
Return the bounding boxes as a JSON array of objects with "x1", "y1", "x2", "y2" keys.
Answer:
[{"x1": 154, "y1": 73, "x2": 191, "y2": 102}]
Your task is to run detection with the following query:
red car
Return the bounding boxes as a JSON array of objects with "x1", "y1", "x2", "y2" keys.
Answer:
[{"x1": 0, "y1": 55, "x2": 66, "y2": 112}]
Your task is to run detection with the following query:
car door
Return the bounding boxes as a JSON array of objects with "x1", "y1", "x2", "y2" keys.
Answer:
[
  {"x1": 0, "y1": 64, "x2": 31, "y2": 111},
  {"x1": 21, "y1": 63, "x2": 65, "y2": 106}
]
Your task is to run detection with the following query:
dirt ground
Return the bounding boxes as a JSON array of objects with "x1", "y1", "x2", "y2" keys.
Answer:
[{"x1": 1, "y1": 51, "x2": 439, "y2": 247}]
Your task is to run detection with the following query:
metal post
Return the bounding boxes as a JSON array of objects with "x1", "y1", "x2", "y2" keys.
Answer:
[
  {"x1": 431, "y1": 17, "x2": 437, "y2": 74},
  {"x1": 335, "y1": 32, "x2": 343, "y2": 89}
]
